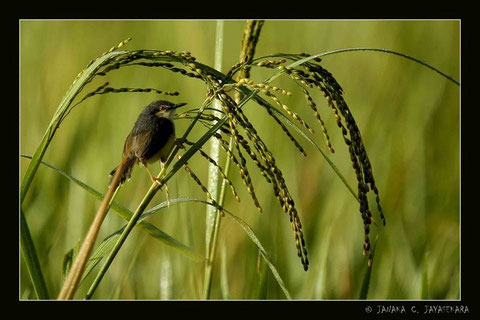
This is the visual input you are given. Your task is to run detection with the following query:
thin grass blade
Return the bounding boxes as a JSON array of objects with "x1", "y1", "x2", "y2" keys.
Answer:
[
  {"x1": 20, "y1": 50, "x2": 128, "y2": 204},
  {"x1": 194, "y1": 59, "x2": 360, "y2": 203},
  {"x1": 140, "y1": 197, "x2": 292, "y2": 299},
  {"x1": 20, "y1": 50, "x2": 130, "y2": 300},
  {"x1": 20, "y1": 155, "x2": 204, "y2": 262},
  {"x1": 421, "y1": 251, "x2": 429, "y2": 299},
  {"x1": 82, "y1": 230, "x2": 123, "y2": 282},
  {"x1": 314, "y1": 222, "x2": 333, "y2": 299},
  {"x1": 20, "y1": 210, "x2": 50, "y2": 299},
  {"x1": 267, "y1": 107, "x2": 359, "y2": 202},
  {"x1": 314, "y1": 48, "x2": 460, "y2": 86},
  {"x1": 225, "y1": 208, "x2": 292, "y2": 299},
  {"x1": 62, "y1": 240, "x2": 81, "y2": 280}
]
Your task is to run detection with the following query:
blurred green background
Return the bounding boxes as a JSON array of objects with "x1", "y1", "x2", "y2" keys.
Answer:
[{"x1": 20, "y1": 20, "x2": 459, "y2": 300}]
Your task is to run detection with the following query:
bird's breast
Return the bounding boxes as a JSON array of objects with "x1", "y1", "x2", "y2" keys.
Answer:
[{"x1": 146, "y1": 127, "x2": 176, "y2": 164}]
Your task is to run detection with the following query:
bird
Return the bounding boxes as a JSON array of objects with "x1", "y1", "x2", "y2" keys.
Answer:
[
  {"x1": 58, "y1": 100, "x2": 186, "y2": 300},
  {"x1": 109, "y1": 100, "x2": 187, "y2": 192}
]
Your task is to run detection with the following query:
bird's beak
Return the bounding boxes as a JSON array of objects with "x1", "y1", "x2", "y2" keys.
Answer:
[{"x1": 171, "y1": 102, "x2": 187, "y2": 110}]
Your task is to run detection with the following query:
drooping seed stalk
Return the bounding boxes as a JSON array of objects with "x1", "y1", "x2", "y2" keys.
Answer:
[
  {"x1": 85, "y1": 96, "x2": 216, "y2": 299},
  {"x1": 182, "y1": 139, "x2": 240, "y2": 202},
  {"x1": 203, "y1": 20, "x2": 264, "y2": 299},
  {"x1": 23, "y1": 33, "x2": 459, "y2": 300}
]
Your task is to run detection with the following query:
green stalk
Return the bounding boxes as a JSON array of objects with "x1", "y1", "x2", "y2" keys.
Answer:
[
  {"x1": 20, "y1": 154, "x2": 203, "y2": 263},
  {"x1": 85, "y1": 97, "x2": 214, "y2": 299},
  {"x1": 84, "y1": 85, "x2": 259, "y2": 298},
  {"x1": 203, "y1": 19, "x2": 225, "y2": 299},
  {"x1": 20, "y1": 49, "x2": 128, "y2": 300},
  {"x1": 85, "y1": 167, "x2": 166, "y2": 299},
  {"x1": 202, "y1": 20, "x2": 264, "y2": 299},
  {"x1": 20, "y1": 210, "x2": 50, "y2": 299},
  {"x1": 203, "y1": 138, "x2": 233, "y2": 299},
  {"x1": 58, "y1": 184, "x2": 121, "y2": 299},
  {"x1": 220, "y1": 239, "x2": 230, "y2": 299},
  {"x1": 20, "y1": 50, "x2": 127, "y2": 204},
  {"x1": 84, "y1": 79, "x2": 255, "y2": 299},
  {"x1": 318, "y1": 47, "x2": 460, "y2": 86},
  {"x1": 252, "y1": 47, "x2": 459, "y2": 86}
]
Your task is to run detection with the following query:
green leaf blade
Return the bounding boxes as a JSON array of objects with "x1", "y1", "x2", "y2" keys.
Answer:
[
  {"x1": 20, "y1": 155, "x2": 204, "y2": 263},
  {"x1": 20, "y1": 211, "x2": 50, "y2": 300}
]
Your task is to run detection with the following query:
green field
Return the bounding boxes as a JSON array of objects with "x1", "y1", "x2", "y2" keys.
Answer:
[{"x1": 20, "y1": 20, "x2": 460, "y2": 300}]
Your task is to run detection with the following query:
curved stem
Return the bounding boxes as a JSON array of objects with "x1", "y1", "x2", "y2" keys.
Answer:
[
  {"x1": 85, "y1": 96, "x2": 213, "y2": 300},
  {"x1": 318, "y1": 47, "x2": 460, "y2": 85},
  {"x1": 85, "y1": 171, "x2": 165, "y2": 299},
  {"x1": 58, "y1": 169, "x2": 122, "y2": 300},
  {"x1": 253, "y1": 47, "x2": 459, "y2": 86}
]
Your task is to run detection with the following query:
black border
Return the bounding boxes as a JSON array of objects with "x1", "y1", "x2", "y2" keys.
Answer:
[{"x1": 12, "y1": 9, "x2": 474, "y2": 319}]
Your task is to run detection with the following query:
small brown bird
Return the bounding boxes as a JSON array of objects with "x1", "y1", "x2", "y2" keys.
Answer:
[
  {"x1": 58, "y1": 100, "x2": 186, "y2": 300},
  {"x1": 110, "y1": 100, "x2": 187, "y2": 187}
]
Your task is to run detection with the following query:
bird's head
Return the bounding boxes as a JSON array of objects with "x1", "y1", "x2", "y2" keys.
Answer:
[{"x1": 147, "y1": 100, "x2": 187, "y2": 120}]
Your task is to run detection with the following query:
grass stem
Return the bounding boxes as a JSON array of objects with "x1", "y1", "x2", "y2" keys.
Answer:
[
  {"x1": 203, "y1": 19, "x2": 225, "y2": 300},
  {"x1": 58, "y1": 173, "x2": 122, "y2": 299},
  {"x1": 20, "y1": 211, "x2": 50, "y2": 299},
  {"x1": 85, "y1": 95, "x2": 214, "y2": 299}
]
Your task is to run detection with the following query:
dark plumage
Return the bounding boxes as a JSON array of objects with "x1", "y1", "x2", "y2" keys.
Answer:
[{"x1": 110, "y1": 100, "x2": 186, "y2": 185}]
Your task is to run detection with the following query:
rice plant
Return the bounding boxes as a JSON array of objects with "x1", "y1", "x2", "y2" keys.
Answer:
[{"x1": 20, "y1": 20, "x2": 460, "y2": 300}]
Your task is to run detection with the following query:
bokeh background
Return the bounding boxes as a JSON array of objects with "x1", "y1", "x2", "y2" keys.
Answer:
[{"x1": 20, "y1": 20, "x2": 460, "y2": 300}]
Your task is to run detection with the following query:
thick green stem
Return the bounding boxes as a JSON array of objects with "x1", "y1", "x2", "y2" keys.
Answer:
[
  {"x1": 203, "y1": 20, "x2": 264, "y2": 299},
  {"x1": 203, "y1": 137, "x2": 233, "y2": 299},
  {"x1": 203, "y1": 19, "x2": 225, "y2": 300},
  {"x1": 85, "y1": 172, "x2": 164, "y2": 299},
  {"x1": 85, "y1": 95, "x2": 213, "y2": 299}
]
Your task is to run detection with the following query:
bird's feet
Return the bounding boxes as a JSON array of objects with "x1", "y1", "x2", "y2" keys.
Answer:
[
  {"x1": 175, "y1": 138, "x2": 186, "y2": 149},
  {"x1": 164, "y1": 183, "x2": 171, "y2": 208},
  {"x1": 150, "y1": 176, "x2": 163, "y2": 185},
  {"x1": 149, "y1": 177, "x2": 171, "y2": 208}
]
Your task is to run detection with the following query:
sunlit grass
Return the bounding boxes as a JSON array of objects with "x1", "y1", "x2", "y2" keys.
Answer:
[{"x1": 20, "y1": 20, "x2": 459, "y2": 300}]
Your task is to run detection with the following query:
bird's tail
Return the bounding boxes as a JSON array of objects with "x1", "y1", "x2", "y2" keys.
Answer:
[{"x1": 109, "y1": 157, "x2": 136, "y2": 186}]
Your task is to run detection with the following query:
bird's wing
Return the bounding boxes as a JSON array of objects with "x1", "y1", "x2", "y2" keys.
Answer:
[
  {"x1": 128, "y1": 130, "x2": 155, "y2": 160},
  {"x1": 125, "y1": 118, "x2": 174, "y2": 161}
]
